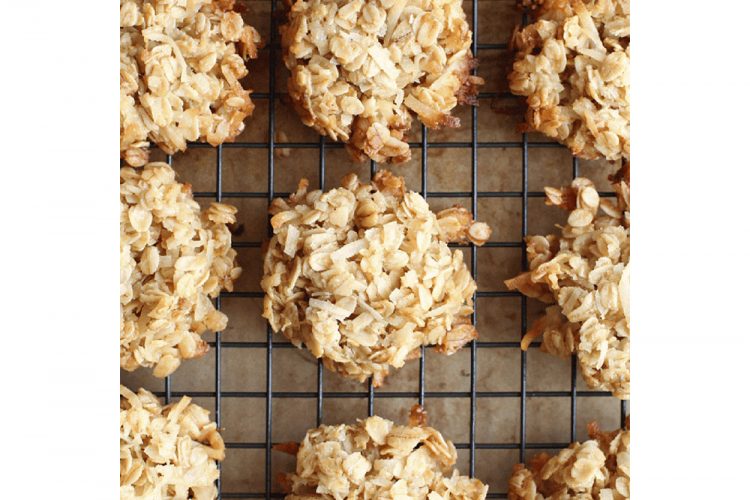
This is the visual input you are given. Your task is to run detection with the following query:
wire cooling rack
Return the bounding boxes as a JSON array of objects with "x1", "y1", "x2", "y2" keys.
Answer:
[{"x1": 128, "y1": 0, "x2": 628, "y2": 497}]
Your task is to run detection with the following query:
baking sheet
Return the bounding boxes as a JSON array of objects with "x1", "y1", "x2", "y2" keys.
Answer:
[{"x1": 121, "y1": 0, "x2": 626, "y2": 495}]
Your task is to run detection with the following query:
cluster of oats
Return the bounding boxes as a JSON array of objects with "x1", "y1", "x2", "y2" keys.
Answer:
[
  {"x1": 509, "y1": 0, "x2": 630, "y2": 161},
  {"x1": 120, "y1": 0, "x2": 261, "y2": 166},
  {"x1": 121, "y1": 162, "x2": 242, "y2": 377},
  {"x1": 505, "y1": 171, "x2": 629, "y2": 398},
  {"x1": 508, "y1": 421, "x2": 630, "y2": 500},
  {"x1": 120, "y1": 385, "x2": 225, "y2": 500},
  {"x1": 280, "y1": 0, "x2": 483, "y2": 163},
  {"x1": 283, "y1": 412, "x2": 488, "y2": 499},
  {"x1": 262, "y1": 170, "x2": 490, "y2": 386}
]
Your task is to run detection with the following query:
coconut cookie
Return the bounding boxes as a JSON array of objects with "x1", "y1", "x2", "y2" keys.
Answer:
[
  {"x1": 120, "y1": 0, "x2": 261, "y2": 166},
  {"x1": 505, "y1": 167, "x2": 629, "y2": 398},
  {"x1": 262, "y1": 170, "x2": 490, "y2": 386},
  {"x1": 508, "y1": 420, "x2": 630, "y2": 500},
  {"x1": 280, "y1": 407, "x2": 488, "y2": 499},
  {"x1": 509, "y1": 0, "x2": 629, "y2": 161},
  {"x1": 280, "y1": 0, "x2": 484, "y2": 163},
  {"x1": 121, "y1": 162, "x2": 241, "y2": 377},
  {"x1": 120, "y1": 385, "x2": 225, "y2": 500}
]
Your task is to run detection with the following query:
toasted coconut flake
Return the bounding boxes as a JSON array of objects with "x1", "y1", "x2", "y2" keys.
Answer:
[
  {"x1": 262, "y1": 170, "x2": 490, "y2": 385},
  {"x1": 120, "y1": 385, "x2": 225, "y2": 499},
  {"x1": 505, "y1": 172, "x2": 629, "y2": 399},
  {"x1": 437, "y1": 206, "x2": 492, "y2": 246},
  {"x1": 120, "y1": 0, "x2": 261, "y2": 165},
  {"x1": 283, "y1": 414, "x2": 488, "y2": 499},
  {"x1": 508, "y1": 420, "x2": 630, "y2": 500},
  {"x1": 508, "y1": 0, "x2": 629, "y2": 161},
  {"x1": 280, "y1": 0, "x2": 483, "y2": 163},
  {"x1": 121, "y1": 162, "x2": 241, "y2": 377}
]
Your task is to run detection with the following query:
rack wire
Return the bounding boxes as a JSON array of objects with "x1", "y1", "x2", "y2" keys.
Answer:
[{"x1": 137, "y1": 1, "x2": 628, "y2": 497}]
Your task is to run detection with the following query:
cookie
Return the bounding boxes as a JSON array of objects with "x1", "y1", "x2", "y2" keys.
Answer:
[
  {"x1": 280, "y1": 407, "x2": 488, "y2": 499},
  {"x1": 508, "y1": 420, "x2": 630, "y2": 499},
  {"x1": 120, "y1": 0, "x2": 261, "y2": 166},
  {"x1": 280, "y1": 0, "x2": 483, "y2": 163},
  {"x1": 262, "y1": 170, "x2": 490, "y2": 385},
  {"x1": 509, "y1": 0, "x2": 629, "y2": 161},
  {"x1": 120, "y1": 162, "x2": 241, "y2": 377},
  {"x1": 120, "y1": 385, "x2": 225, "y2": 500},
  {"x1": 505, "y1": 167, "x2": 630, "y2": 398}
]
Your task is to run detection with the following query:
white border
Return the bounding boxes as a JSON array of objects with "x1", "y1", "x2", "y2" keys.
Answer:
[
  {"x1": 0, "y1": 1, "x2": 117, "y2": 497},
  {"x1": 634, "y1": 1, "x2": 750, "y2": 497}
]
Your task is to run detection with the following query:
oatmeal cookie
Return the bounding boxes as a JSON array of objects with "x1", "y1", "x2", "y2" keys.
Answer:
[
  {"x1": 508, "y1": 0, "x2": 629, "y2": 161},
  {"x1": 505, "y1": 168, "x2": 629, "y2": 398},
  {"x1": 120, "y1": 0, "x2": 261, "y2": 166},
  {"x1": 280, "y1": 0, "x2": 484, "y2": 163},
  {"x1": 120, "y1": 385, "x2": 225, "y2": 500},
  {"x1": 281, "y1": 406, "x2": 488, "y2": 499},
  {"x1": 262, "y1": 170, "x2": 490, "y2": 385},
  {"x1": 121, "y1": 162, "x2": 242, "y2": 377},
  {"x1": 508, "y1": 420, "x2": 630, "y2": 499}
]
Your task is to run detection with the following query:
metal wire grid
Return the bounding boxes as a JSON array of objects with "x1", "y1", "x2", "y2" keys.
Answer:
[{"x1": 145, "y1": 1, "x2": 628, "y2": 497}]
